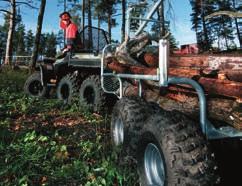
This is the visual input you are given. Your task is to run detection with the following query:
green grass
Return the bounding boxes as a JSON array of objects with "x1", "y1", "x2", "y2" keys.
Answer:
[{"x1": 0, "y1": 67, "x2": 138, "y2": 186}]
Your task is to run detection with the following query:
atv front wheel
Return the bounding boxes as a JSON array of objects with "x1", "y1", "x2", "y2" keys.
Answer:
[
  {"x1": 24, "y1": 72, "x2": 48, "y2": 98},
  {"x1": 56, "y1": 74, "x2": 78, "y2": 104},
  {"x1": 110, "y1": 97, "x2": 156, "y2": 156}
]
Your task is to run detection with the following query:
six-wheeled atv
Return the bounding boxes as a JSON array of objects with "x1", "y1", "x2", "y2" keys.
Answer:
[{"x1": 24, "y1": 26, "x2": 112, "y2": 112}]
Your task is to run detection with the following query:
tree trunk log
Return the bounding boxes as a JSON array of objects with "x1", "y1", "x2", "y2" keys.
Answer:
[
  {"x1": 31, "y1": 0, "x2": 46, "y2": 71},
  {"x1": 121, "y1": 0, "x2": 126, "y2": 42},
  {"x1": 87, "y1": 0, "x2": 93, "y2": 49},
  {"x1": 82, "y1": 0, "x2": 85, "y2": 48},
  {"x1": 108, "y1": 11, "x2": 112, "y2": 41}
]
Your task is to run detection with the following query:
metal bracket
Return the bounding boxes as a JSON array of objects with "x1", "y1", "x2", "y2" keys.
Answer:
[
  {"x1": 206, "y1": 121, "x2": 242, "y2": 140},
  {"x1": 159, "y1": 40, "x2": 169, "y2": 86},
  {"x1": 168, "y1": 77, "x2": 242, "y2": 140},
  {"x1": 40, "y1": 66, "x2": 44, "y2": 86}
]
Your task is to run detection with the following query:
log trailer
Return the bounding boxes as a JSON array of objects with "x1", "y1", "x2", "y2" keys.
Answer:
[{"x1": 101, "y1": 0, "x2": 242, "y2": 185}]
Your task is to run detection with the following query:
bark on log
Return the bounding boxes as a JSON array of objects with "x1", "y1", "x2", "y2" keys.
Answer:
[
  {"x1": 198, "y1": 77, "x2": 242, "y2": 99},
  {"x1": 169, "y1": 68, "x2": 200, "y2": 78},
  {"x1": 144, "y1": 53, "x2": 159, "y2": 67},
  {"x1": 170, "y1": 55, "x2": 242, "y2": 70},
  {"x1": 170, "y1": 56, "x2": 209, "y2": 68},
  {"x1": 206, "y1": 56, "x2": 242, "y2": 70},
  {"x1": 107, "y1": 55, "x2": 242, "y2": 69},
  {"x1": 107, "y1": 61, "x2": 129, "y2": 73},
  {"x1": 107, "y1": 61, "x2": 157, "y2": 75},
  {"x1": 223, "y1": 70, "x2": 242, "y2": 82},
  {"x1": 144, "y1": 54, "x2": 242, "y2": 81}
]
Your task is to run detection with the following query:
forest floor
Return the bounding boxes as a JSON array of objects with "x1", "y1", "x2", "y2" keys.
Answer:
[
  {"x1": 1, "y1": 67, "x2": 242, "y2": 186},
  {"x1": 0, "y1": 67, "x2": 138, "y2": 186}
]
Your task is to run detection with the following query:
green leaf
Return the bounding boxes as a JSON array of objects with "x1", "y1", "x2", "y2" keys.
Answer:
[
  {"x1": 38, "y1": 135, "x2": 48, "y2": 142},
  {"x1": 60, "y1": 145, "x2": 67, "y2": 152}
]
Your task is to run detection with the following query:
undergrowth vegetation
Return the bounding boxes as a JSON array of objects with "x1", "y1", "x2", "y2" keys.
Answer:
[{"x1": 0, "y1": 67, "x2": 138, "y2": 186}]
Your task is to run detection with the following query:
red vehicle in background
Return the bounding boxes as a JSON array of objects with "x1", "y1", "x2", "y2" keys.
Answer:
[{"x1": 173, "y1": 43, "x2": 199, "y2": 55}]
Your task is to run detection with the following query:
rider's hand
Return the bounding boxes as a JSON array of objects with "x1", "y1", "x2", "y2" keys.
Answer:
[{"x1": 62, "y1": 48, "x2": 70, "y2": 53}]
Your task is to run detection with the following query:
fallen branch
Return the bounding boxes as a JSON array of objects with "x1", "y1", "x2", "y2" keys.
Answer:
[{"x1": 205, "y1": 11, "x2": 242, "y2": 20}]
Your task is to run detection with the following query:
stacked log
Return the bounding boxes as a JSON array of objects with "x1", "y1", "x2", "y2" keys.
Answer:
[
  {"x1": 170, "y1": 55, "x2": 242, "y2": 82},
  {"x1": 105, "y1": 54, "x2": 242, "y2": 129}
]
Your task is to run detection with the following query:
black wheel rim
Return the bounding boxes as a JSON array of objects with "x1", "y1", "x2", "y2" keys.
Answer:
[
  {"x1": 29, "y1": 80, "x2": 43, "y2": 96},
  {"x1": 83, "y1": 86, "x2": 95, "y2": 105},
  {"x1": 60, "y1": 84, "x2": 70, "y2": 100}
]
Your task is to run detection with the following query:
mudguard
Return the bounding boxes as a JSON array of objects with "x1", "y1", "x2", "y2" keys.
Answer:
[{"x1": 36, "y1": 61, "x2": 55, "y2": 85}]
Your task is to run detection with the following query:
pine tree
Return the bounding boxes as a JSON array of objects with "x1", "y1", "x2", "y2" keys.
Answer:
[
  {"x1": 15, "y1": 23, "x2": 26, "y2": 55},
  {"x1": 69, "y1": 3, "x2": 82, "y2": 27},
  {"x1": 95, "y1": 0, "x2": 119, "y2": 41},
  {"x1": 87, "y1": 0, "x2": 93, "y2": 49},
  {"x1": 129, "y1": 4, "x2": 146, "y2": 33},
  {"x1": 38, "y1": 33, "x2": 46, "y2": 56},
  {"x1": 190, "y1": 0, "x2": 239, "y2": 51},
  {"x1": 56, "y1": 30, "x2": 65, "y2": 50},
  {"x1": 216, "y1": 0, "x2": 235, "y2": 50},
  {"x1": 13, "y1": 8, "x2": 25, "y2": 55},
  {"x1": 25, "y1": 30, "x2": 34, "y2": 55},
  {"x1": 0, "y1": 15, "x2": 9, "y2": 51},
  {"x1": 190, "y1": 0, "x2": 202, "y2": 46},
  {"x1": 151, "y1": 20, "x2": 178, "y2": 50},
  {"x1": 232, "y1": 0, "x2": 242, "y2": 49},
  {"x1": 44, "y1": 32, "x2": 57, "y2": 57},
  {"x1": 0, "y1": 26, "x2": 6, "y2": 50}
]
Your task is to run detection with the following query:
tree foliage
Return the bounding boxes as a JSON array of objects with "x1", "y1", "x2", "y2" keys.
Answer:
[
  {"x1": 190, "y1": 0, "x2": 241, "y2": 51},
  {"x1": 0, "y1": 11, "x2": 57, "y2": 58},
  {"x1": 95, "y1": 0, "x2": 120, "y2": 40},
  {"x1": 0, "y1": 0, "x2": 37, "y2": 64}
]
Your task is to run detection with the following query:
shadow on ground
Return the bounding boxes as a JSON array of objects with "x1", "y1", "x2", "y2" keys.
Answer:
[{"x1": 212, "y1": 139, "x2": 242, "y2": 186}]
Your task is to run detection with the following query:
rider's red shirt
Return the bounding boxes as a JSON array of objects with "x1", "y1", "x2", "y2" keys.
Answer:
[{"x1": 65, "y1": 22, "x2": 78, "y2": 39}]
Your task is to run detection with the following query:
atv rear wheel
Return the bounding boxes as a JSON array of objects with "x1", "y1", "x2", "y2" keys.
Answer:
[
  {"x1": 137, "y1": 108, "x2": 219, "y2": 186},
  {"x1": 57, "y1": 73, "x2": 78, "y2": 104},
  {"x1": 24, "y1": 72, "x2": 48, "y2": 98},
  {"x1": 79, "y1": 75, "x2": 105, "y2": 113},
  {"x1": 110, "y1": 97, "x2": 157, "y2": 156}
]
